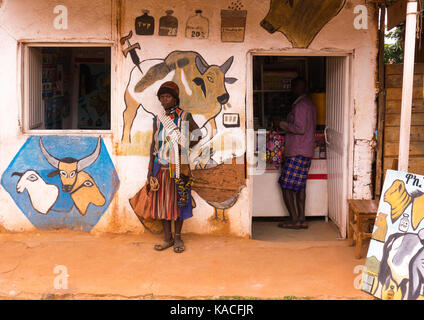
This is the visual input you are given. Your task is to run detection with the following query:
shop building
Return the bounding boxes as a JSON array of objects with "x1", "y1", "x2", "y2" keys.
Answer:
[{"x1": 0, "y1": 0, "x2": 379, "y2": 238}]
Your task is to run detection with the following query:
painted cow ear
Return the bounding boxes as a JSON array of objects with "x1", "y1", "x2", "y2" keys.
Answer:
[
  {"x1": 193, "y1": 77, "x2": 206, "y2": 98},
  {"x1": 193, "y1": 77, "x2": 204, "y2": 87},
  {"x1": 225, "y1": 77, "x2": 238, "y2": 84}
]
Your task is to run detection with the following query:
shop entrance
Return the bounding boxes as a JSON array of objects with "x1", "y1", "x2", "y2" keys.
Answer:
[{"x1": 250, "y1": 54, "x2": 351, "y2": 241}]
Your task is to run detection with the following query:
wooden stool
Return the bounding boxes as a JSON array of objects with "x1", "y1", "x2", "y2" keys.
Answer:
[{"x1": 348, "y1": 199, "x2": 379, "y2": 259}]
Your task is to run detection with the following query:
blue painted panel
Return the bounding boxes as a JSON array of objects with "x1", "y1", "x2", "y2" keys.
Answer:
[{"x1": 1, "y1": 136, "x2": 120, "y2": 232}]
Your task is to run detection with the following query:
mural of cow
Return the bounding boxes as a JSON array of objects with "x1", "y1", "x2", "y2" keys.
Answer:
[
  {"x1": 123, "y1": 50, "x2": 245, "y2": 225},
  {"x1": 39, "y1": 137, "x2": 105, "y2": 215},
  {"x1": 11, "y1": 170, "x2": 59, "y2": 215},
  {"x1": 122, "y1": 50, "x2": 237, "y2": 146},
  {"x1": 40, "y1": 137, "x2": 101, "y2": 193},
  {"x1": 69, "y1": 171, "x2": 106, "y2": 215}
]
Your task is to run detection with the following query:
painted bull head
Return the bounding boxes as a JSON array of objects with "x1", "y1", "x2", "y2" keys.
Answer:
[
  {"x1": 123, "y1": 51, "x2": 239, "y2": 144},
  {"x1": 40, "y1": 137, "x2": 102, "y2": 193},
  {"x1": 69, "y1": 171, "x2": 106, "y2": 215},
  {"x1": 193, "y1": 55, "x2": 237, "y2": 105}
]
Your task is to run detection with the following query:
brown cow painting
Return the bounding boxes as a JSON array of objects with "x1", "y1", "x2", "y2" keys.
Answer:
[
  {"x1": 40, "y1": 137, "x2": 106, "y2": 216},
  {"x1": 122, "y1": 49, "x2": 246, "y2": 225},
  {"x1": 122, "y1": 50, "x2": 237, "y2": 146}
]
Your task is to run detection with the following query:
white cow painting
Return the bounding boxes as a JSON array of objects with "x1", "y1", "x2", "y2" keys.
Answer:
[{"x1": 12, "y1": 170, "x2": 59, "y2": 214}]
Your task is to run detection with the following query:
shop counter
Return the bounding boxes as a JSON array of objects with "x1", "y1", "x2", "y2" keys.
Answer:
[{"x1": 252, "y1": 158, "x2": 328, "y2": 218}]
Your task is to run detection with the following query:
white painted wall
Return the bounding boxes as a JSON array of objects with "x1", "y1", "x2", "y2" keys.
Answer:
[{"x1": 0, "y1": 0, "x2": 378, "y2": 237}]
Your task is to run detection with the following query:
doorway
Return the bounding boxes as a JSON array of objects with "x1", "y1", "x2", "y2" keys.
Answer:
[{"x1": 249, "y1": 54, "x2": 351, "y2": 241}]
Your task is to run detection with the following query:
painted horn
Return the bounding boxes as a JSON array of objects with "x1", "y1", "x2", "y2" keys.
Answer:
[
  {"x1": 195, "y1": 56, "x2": 209, "y2": 75},
  {"x1": 39, "y1": 138, "x2": 60, "y2": 169},
  {"x1": 219, "y1": 56, "x2": 234, "y2": 74},
  {"x1": 77, "y1": 137, "x2": 101, "y2": 172}
]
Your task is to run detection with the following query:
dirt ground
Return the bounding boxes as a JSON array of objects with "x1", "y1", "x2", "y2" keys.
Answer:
[{"x1": 0, "y1": 223, "x2": 374, "y2": 300}]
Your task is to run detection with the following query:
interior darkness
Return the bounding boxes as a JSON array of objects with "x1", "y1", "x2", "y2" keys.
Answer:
[
  {"x1": 252, "y1": 56, "x2": 330, "y2": 239},
  {"x1": 39, "y1": 46, "x2": 111, "y2": 130}
]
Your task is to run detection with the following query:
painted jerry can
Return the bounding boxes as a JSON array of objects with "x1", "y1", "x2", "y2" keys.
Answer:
[
  {"x1": 185, "y1": 10, "x2": 209, "y2": 39},
  {"x1": 135, "y1": 10, "x2": 155, "y2": 35},
  {"x1": 159, "y1": 10, "x2": 178, "y2": 36}
]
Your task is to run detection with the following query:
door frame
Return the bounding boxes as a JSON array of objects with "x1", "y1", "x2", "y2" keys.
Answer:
[{"x1": 246, "y1": 50, "x2": 354, "y2": 238}]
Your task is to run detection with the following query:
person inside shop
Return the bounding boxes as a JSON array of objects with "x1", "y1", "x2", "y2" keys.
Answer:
[
  {"x1": 146, "y1": 81, "x2": 200, "y2": 253},
  {"x1": 274, "y1": 77, "x2": 317, "y2": 229}
]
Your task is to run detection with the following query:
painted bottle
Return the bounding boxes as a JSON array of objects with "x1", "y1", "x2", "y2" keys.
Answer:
[
  {"x1": 135, "y1": 10, "x2": 155, "y2": 35},
  {"x1": 398, "y1": 213, "x2": 410, "y2": 232},
  {"x1": 159, "y1": 10, "x2": 178, "y2": 36},
  {"x1": 185, "y1": 10, "x2": 209, "y2": 39},
  {"x1": 386, "y1": 285, "x2": 395, "y2": 300}
]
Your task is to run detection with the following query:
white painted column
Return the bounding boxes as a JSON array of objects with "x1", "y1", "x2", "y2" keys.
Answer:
[{"x1": 398, "y1": 0, "x2": 418, "y2": 172}]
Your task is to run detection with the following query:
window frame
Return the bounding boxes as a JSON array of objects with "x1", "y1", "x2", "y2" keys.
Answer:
[{"x1": 20, "y1": 41, "x2": 115, "y2": 135}]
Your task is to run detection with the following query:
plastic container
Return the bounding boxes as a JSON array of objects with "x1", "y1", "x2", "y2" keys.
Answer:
[
  {"x1": 159, "y1": 10, "x2": 178, "y2": 36},
  {"x1": 186, "y1": 10, "x2": 209, "y2": 39},
  {"x1": 399, "y1": 214, "x2": 410, "y2": 232},
  {"x1": 135, "y1": 10, "x2": 155, "y2": 35}
]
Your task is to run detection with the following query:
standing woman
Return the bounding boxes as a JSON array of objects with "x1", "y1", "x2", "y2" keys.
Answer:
[{"x1": 147, "y1": 81, "x2": 199, "y2": 253}]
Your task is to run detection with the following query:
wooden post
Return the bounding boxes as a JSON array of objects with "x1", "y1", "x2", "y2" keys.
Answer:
[
  {"x1": 398, "y1": 0, "x2": 418, "y2": 172},
  {"x1": 375, "y1": 5, "x2": 386, "y2": 198}
]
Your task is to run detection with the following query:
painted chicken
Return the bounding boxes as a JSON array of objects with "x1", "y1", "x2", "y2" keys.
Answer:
[{"x1": 191, "y1": 157, "x2": 245, "y2": 223}]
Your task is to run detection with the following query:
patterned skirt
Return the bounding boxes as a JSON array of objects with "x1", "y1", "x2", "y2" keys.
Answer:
[
  {"x1": 150, "y1": 162, "x2": 193, "y2": 221},
  {"x1": 278, "y1": 156, "x2": 312, "y2": 192}
]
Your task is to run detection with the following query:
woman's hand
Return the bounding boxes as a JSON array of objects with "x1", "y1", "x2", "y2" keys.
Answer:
[
  {"x1": 272, "y1": 119, "x2": 280, "y2": 129},
  {"x1": 279, "y1": 121, "x2": 288, "y2": 131},
  {"x1": 146, "y1": 170, "x2": 153, "y2": 192}
]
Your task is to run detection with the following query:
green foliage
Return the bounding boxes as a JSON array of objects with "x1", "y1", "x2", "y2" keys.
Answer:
[{"x1": 385, "y1": 27, "x2": 403, "y2": 64}]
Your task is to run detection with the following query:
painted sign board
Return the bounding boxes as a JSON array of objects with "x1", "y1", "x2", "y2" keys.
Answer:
[{"x1": 361, "y1": 169, "x2": 424, "y2": 300}]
